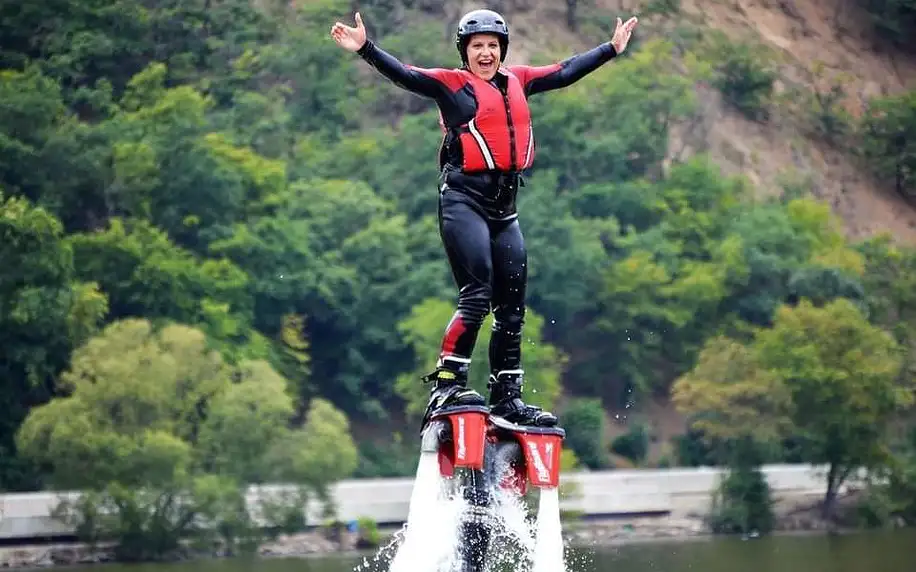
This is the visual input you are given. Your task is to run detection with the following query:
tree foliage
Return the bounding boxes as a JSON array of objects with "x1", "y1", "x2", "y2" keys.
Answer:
[
  {"x1": 1, "y1": 2, "x2": 916, "y2": 542},
  {"x1": 0, "y1": 192, "x2": 108, "y2": 490},
  {"x1": 671, "y1": 336, "x2": 793, "y2": 447},
  {"x1": 756, "y1": 299, "x2": 911, "y2": 517},
  {"x1": 674, "y1": 299, "x2": 913, "y2": 519},
  {"x1": 16, "y1": 319, "x2": 356, "y2": 558}
]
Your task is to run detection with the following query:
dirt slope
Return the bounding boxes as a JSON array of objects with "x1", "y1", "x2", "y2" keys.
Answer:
[
  {"x1": 673, "y1": 0, "x2": 916, "y2": 241},
  {"x1": 479, "y1": 0, "x2": 916, "y2": 243}
]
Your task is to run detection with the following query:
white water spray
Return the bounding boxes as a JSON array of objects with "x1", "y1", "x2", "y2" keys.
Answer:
[
  {"x1": 386, "y1": 451, "x2": 467, "y2": 572},
  {"x1": 494, "y1": 485, "x2": 536, "y2": 552},
  {"x1": 355, "y1": 426, "x2": 570, "y2": 572},
  {"x1": 531, "y1": 486, "x2": 567, "y2": 572},
  {"x1": 485, "y1": 484, "x2": 536, "y2": 572}
]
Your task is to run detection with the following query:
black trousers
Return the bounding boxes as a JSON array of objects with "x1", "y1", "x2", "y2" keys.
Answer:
[{"x1": 436, "y1": 187, "x2": 527, "y2": 377}]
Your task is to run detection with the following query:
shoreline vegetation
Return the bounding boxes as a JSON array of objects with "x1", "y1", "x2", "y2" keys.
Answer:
[{"x1": 1, "y1": 495, "x2": 907, "y2": 570}]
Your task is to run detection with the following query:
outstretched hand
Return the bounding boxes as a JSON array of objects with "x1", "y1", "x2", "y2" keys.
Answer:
[
  {"x1": 611, "y1": 16, "x2": 638, "y2": 54},
  {"x1": 331, "y1": 11, "x2": 367, "y2": 52}
]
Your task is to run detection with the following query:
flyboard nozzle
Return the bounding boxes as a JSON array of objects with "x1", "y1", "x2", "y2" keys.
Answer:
[{"x1": 420, "y1": 419, "x2": 449, "y2": 453}]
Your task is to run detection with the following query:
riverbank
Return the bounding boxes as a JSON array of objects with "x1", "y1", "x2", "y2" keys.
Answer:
[
  {"x1": 0, "y1": 518, "x2": 695, "y2": 569},
  {"x1": 0, "y1": 508, "x2": 886, "y2": 570}
]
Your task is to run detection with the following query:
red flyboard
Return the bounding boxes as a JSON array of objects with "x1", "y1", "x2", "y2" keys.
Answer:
[
  {"x1": 433, "y1": 407, "x2": 488, "y2": 475},
  {"x1": 516, "y1": 431, "x2": 563, "y2": 488}
]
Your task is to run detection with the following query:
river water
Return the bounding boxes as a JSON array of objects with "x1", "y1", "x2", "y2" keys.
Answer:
[{"x1": 57, "y1": 529, "x2": 915, "y2": 572}]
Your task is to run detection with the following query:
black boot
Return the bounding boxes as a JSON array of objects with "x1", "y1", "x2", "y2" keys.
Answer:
[
  {"x1": 421, "y1": 358, "x2": 487, "y2": 429},
  {"x1": 488, "y1": 369, "x2": 558, "y2": 427}
]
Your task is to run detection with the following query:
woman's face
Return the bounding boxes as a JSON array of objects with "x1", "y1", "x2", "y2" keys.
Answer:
[{"x1": 466, "y1": 33, "x2": 501, "y2": 80}]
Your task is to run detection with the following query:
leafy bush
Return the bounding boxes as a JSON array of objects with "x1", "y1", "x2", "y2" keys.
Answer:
[
  {"x1": 708, "y1": 464, "x2": 775, "y2": 535},
  {"x1": 859, "y1": 89, "x2": 916, "y2": 200},
  {"x1": 561, "y1": 398, "x2": 608, "y2": 469},
  {"x1": 705, "y1": 31, "x2": 777, "y2": 120},
  {"x1": 859, "y1": 0, "x2": 916, "y2": 50},
  {"x1": 673, "y1": 429, "x2": 718, "y2": 467},
  {"x1": 610, "y1": 422, "x2": 650, "y2": 465},
  {"x1": 356, "y1": 516, "x2": 382, "y2": 548}
]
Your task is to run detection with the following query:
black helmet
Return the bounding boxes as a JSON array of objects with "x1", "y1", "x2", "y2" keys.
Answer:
[{"x1": 455, "y1": 9, "x2": 509, "y2": 65}]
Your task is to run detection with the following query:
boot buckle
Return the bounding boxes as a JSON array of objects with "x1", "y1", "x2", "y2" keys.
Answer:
[
  {"x1": 423, "y1": 369, "x2": 459, "y2": 385},
  {"x1": 488, "y1": 368, "x2": 524, "y2": 390}
]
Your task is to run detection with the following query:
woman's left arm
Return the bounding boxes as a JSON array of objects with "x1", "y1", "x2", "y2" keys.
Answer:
[{"x1": 509, "y1": 16, "x2": 638, "y2": 96}]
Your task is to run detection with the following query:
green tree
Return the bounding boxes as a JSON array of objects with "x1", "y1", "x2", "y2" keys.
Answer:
[
  {"x1": 755, "y1": 299, "x2": 911, "y2": 518},
  {"x1": 68, "y1": 218, "x2": 252, "y2": 337},
  {"x1": 673, "y1": 298, "x2": 912, "y2": 521},
  {"x1": 702, "y1": 31, "x2": 777, "y2": 120},
  {"x1": 671, "y1": 336, "x2": 794, "y2": 449},
  {"x1": 671, "y1": 336, "x2": 788, "y2": 534},
  {"x1": 210, "y1": 178, "x2": 453, "y2": 418},
  {"x1": 0, "y1": 192, "x2": 108, "y2": 490},
  {"x1": 16, "y1": 319, "x2": 357, "y2": 559},
  {"x1": 0, "y1": 67, "x2": 66, "y2": 201},
  {"x1": 582, "y1": 157, "x2": 748, "y2": 399},
  {"x1": 857, "y1": 235, "x2": 916, "y2": 385},
  {"x1": 516, "y1": 169, "x2": 618, "y2": 334},
  {"x1": 716, "y1": 197, "x2": 865, "y2": 329}
]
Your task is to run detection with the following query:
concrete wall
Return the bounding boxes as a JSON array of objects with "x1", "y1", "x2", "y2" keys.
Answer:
[{"x1": 0, "y1": 464, "x2": 835, "y2": 542}]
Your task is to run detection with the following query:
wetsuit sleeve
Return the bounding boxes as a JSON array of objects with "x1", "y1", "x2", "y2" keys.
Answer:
[
  {"x1": 356, "y1": 40, "x2": 464, "y2": 99},
  {"x1": 510, "y1": 42, "x2": 618, "y2": 97}
]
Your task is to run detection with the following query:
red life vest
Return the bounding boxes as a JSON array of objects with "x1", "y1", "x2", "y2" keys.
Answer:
[{"x1": 452, "y1": 68, "x2": 535, "y2": 173}]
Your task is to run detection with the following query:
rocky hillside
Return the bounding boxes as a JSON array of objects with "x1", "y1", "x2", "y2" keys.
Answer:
[
  {"x1": 675, "y1": 0, "x2": 916, "y2": 240},
  {"x1": 478, "y1": 0, "x2": 916, "y2": 241}
]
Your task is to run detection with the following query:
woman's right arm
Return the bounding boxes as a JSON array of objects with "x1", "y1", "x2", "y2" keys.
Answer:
[
  {"x1": 356, "y1": 40, "x2": 456, "y2": 100},
  {"x1": 332, "y1": 12, "x2": 458, "y2": 100}
]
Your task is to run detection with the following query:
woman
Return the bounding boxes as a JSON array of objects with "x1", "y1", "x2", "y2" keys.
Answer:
[{"x1": 331, "y1": 9, "x2": 637, "y2": 429}]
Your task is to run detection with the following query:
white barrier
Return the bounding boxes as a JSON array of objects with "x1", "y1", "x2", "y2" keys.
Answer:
[{"x1": 0, "y1": 464, "x2": 835, "y2": 541}]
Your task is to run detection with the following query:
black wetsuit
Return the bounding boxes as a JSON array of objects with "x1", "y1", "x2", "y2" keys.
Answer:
[{"x1": 356, "y1": 39, "x2": 617, "y2": 377}]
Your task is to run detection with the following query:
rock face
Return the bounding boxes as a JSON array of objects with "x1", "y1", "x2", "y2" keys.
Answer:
[
  {"x1": 670, "y1": 0, "x2": 916, "y2": 243},
  {"x1": 0, "y1": 545, "x2": 116, "y2": 569},
  {"x1": 0, "y1": 529, "x2": 366, "y2": 569},
  {"x1": 564, "y1": 516, "x2": 710, "y2": 546}
]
